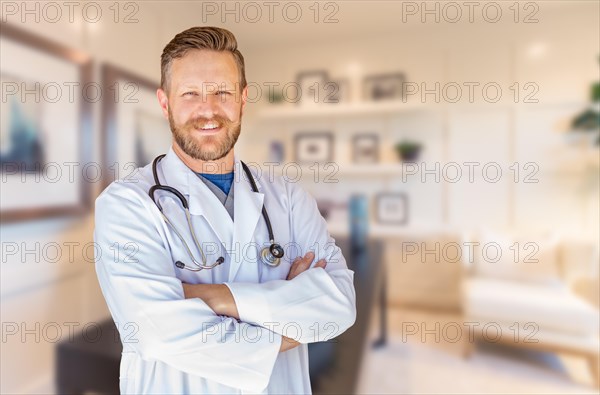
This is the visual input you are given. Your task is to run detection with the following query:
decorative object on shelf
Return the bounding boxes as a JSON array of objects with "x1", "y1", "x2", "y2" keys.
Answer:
[
  {"x1": 269, "y1": 140, "x2": 285, "y2": 163},
  {"x1": 267, "y1": 87, "x2": 285, "y2": 105},
  {"x1": 0, "y1": 23, "x2": 93, "y2": 222},
  {"x1": 329, "y1": 78, "x2": 351, "y2": 104},
  {"x1": 101, "y1": 64, "x2": 169, "y2": 188},
  {"x1": 375, "y1": 192, "x2": 408, "y2": 225},
  {"x1": 352, "y1": 134, "x2": 379, "y2": 163},
  {"x1": 363, "y1": 72, "x2": 406, "y2": 101},
  {"x1": 395, "y1": 139, "x2": 422, "y2": 162},
  {"x1": 296, "y1": 70, "x2": 329, "y2": 106},
  {"x1": 350, "y1": 194, "x2": 369, "y2": 252},
  {"x1": 569, "y1": 57, "x2": 600, "y2": 146},
  {"x1": 294, "y1": 132, "x2": 334, "y2": 163}
]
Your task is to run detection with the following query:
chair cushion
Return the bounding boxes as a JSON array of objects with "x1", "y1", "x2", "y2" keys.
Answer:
[
  {"x1": 465, "y1": 230, "x2": 562, "y2": 286},
  {"x1": 464, "y1": 277, "x2": 599, "y2": 336}
]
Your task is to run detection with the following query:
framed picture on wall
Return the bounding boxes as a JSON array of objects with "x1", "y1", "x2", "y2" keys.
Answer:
[
  {"x1": 101, "y1": 64, "x2": 170, "y2": 189},
  {"x1": 0, "y1": 23, "x2": 93, "y2": 222},
  {"x1": 375, "y1": 192, "x2": 408, "y2": 225},
  {"x1": 328, "y1": 78, "x2": 350, "y2": 104},
  {"x1": 296, "y1": 70, "x2": 329, "y2": 106},
  {"x1": 294, "y1": 132, "x2": 334, "y2": 164},
  {"x1": 352, "y1": 134, "x2": 379, "y2": 163},
  {"x1": 363, "y1": 72, "x2": 406, "y2": 101}
]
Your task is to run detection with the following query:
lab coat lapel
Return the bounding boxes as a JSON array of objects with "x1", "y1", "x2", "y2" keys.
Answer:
[
  {"x1": 160, "y1": 148, "x2": 233, "y2": 253},
  {"x1": 229, "y1": 158, "x2": 264, "y2": 281}
]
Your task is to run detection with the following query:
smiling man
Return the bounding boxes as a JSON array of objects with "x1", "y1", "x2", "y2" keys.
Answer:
[{"x1": 94, "y1": 26, "x2": 356, "y2": 394}]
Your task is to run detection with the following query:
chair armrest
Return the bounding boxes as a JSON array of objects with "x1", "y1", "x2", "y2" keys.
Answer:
[{"x1": 571, "y1": 276, "x2": 600, "y2": 308}]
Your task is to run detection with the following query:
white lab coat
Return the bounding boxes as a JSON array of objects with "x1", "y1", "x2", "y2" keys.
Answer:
[{"x1": 94, "y1": 147, "x2": 357, "y2": 394}]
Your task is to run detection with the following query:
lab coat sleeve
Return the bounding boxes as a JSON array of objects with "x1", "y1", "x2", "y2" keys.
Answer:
[
  {"x1": 94, "y1": 183, "x2": 281, "y2": 392},
  {"x1": 224, "y1": 182, "x2": 357, "y2": 344}
]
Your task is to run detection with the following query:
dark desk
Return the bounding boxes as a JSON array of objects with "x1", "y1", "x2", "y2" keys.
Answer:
[
  {"x1": 310, "y1": 238, "x2": 385, "y2": 394},
  {"x1": 56, "y1": 238, "x2": 385, "y2": 394}
]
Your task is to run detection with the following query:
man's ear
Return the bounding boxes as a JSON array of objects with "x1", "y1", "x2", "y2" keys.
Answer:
[
  {"x1": 240, "y1": 85, "x2": 248, "y2": 115},
  {"x1": 157, "y1": 88, "x2": 169, "y2": 119}
]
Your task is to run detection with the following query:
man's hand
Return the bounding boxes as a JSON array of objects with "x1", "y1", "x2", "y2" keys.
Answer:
[
  {"x1": 182, "y1": 283, "x2": 301, "y2": 352},
  {"x1": 183, "y1": 251, "x2": 327, "y2": 354},
  {"x1": 286, "y1": 251, "x2": 326, "y2": 280},
  {"x1": 280, "y1": 336, "x2": 300, "y2": 352}
]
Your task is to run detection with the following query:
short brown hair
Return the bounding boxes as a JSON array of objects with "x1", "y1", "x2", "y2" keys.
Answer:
[{"x1": 160, "y1": 26, "x2": 247, "y2": 93}]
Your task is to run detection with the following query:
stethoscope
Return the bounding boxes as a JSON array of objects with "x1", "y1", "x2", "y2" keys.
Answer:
[{"x1": 149, "y1": 154, "x2": 285, "y2": 271}]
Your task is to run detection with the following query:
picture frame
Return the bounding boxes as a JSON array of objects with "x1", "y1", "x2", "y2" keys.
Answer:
[
  {"x1": 296, "y1": 70, "x2": 329, "y2": 106},
  {"x1": 101, "y1": 64, "x2": 170, "y2": 189},
  {"x1": 294, "y1": 132, "x2": 334, "y2": 164},
  {"x1": 374, "y1": 192, "x2": 408, "y2": 225},
  {"x1": 269, "y1": 140, "x2": 285, "y2": 163},
  {"x1": 352, "y1": 134, "x2": 379, "y2": 163},
  {"x1": 0, "y1": 23, "x2": 93, "y2": 222},
  {"x1": 328, "y1": 78, "x2": 351, "y2": 104},
  {"x1": 363, "y1": 72, "x2": 406, "y2": 101}
]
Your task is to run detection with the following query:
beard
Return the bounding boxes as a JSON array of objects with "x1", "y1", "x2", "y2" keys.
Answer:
[{"x1": 169, "y1": 109, "x2": 241, "y2": 162}]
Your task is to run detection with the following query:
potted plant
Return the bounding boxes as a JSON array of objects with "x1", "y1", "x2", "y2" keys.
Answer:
[
  {"x1": 395, "y1": 140, "x2": 423, "y2": 162},
  {"x1": 569, "y1": 56, "x2": 600, "y2": 146}
]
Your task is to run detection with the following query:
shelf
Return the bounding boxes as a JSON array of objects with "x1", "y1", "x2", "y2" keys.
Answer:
[
  {"x1": 257, "y1": 100, "x2": 428, "y2": 120},
  {"x1": 327, "y1": 220, "x2": 456, "y2": 239},
  {"x1": 256, "y1": 100, "x2": 591, "y2": 121},
  {"x1": 318, "y1": 163, "x2": 402, "y2": 176},
  {"x1": 263, "y1": 163, "x2": 405, "y2": 179}
]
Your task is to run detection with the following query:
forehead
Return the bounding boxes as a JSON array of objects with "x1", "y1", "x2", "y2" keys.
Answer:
[{"x1": 170, "y1": 49, "x2": 239, "y2": 86}]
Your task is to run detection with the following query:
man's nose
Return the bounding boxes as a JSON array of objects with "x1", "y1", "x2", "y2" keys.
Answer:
[{"x1": 193, "y1": 94, "x2": 220, "y2": 119}]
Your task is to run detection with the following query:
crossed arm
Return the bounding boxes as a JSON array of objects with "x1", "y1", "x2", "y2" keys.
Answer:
[{"x1": 182, "y1": 252, "x2": 327, "y2": 352}]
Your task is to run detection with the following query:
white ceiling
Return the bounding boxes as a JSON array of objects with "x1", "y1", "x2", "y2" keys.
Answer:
[{"x1": 145, "y1": 0, "x2": 598, "y2": 52}]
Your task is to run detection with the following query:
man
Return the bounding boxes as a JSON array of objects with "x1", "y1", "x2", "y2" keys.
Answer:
[{"x1": 94, "y1": 26, "x2": 356, "y2": 394}]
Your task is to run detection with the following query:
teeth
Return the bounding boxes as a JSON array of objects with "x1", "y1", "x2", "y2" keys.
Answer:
[{"x1": 201, "y1": 122, "x2": 219, "y2": 130}]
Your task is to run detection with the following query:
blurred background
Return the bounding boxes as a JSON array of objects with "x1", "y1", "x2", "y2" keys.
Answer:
[{"x1": 1, "y1": 1, "x2": 599, "y2": 394}]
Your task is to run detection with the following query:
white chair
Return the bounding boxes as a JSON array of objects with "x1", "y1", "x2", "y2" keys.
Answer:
[{"x1": 461, "y1": 231, "x2": 600, "y2": 387}]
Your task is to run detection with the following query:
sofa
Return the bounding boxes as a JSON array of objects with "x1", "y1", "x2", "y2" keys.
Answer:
[{"x1": 461, "y1": 230, "x2": 600, "y2": 387}]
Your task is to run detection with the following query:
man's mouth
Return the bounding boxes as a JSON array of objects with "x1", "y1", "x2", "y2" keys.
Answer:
[{"x1": 195, "y1": 122, "x2": 222, "y2": 133}]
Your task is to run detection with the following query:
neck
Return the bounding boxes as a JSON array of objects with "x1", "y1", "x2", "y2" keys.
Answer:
[{"x1": 172, "y1": 143, "x2": 235, "y2": 174}]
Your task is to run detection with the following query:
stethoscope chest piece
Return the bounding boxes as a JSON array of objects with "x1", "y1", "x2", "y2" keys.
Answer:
[{"x1": 260, "y1": 243, "x2": 285, "y2": 267}]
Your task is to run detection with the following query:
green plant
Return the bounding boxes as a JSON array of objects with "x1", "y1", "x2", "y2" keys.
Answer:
[
  {"x1": 267, "y1": 89, "x2": 284, "y2": 104},
  {"x1": 570, "y1": 56, "x2": 600, "y2": 145},
  {"x1": 395, "y1": 140, "x2": 423, "y2": 161}
]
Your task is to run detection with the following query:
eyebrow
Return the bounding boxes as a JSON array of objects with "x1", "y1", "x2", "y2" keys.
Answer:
[{"x1": 178, "y1": 82, "x2": 236, "y2": 91}]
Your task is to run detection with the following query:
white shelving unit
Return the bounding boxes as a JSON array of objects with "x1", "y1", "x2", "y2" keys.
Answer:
[
  {"x1": 246, "y1": 98, "x2": 444, "y2": 230},
  {"x1": 252, "y1": 100, "x2": 437, "y2": 179},
  {"x1": 257, "y1": 100, "x2": 429, "y2": 120}
]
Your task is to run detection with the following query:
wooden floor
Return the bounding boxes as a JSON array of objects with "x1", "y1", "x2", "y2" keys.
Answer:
[{"x1": 353, "y1": 307, "x2": 599, "y2": 394}]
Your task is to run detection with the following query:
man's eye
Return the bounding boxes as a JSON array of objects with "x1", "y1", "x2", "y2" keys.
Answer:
[
  {"x1": 216, "y1": 91, "x2": 230, "y2": 96},
  {"x1": 183, "y1": 92, "x2": 198, "y2": 96}
]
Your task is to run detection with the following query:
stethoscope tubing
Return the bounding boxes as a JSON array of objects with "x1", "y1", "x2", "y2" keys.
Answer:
[{"x1": 149, "y1": 154, "x2": 283, "y2": 271}]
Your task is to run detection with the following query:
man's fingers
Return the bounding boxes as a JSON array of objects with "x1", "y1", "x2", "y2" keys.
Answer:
[
  {"x1": 293, "y1": 252, "x2": 314, "y2": 271},
  {"x1": 287, "y1": 257, "x2": 302, "y2": 280},
  {"x1": 289, "y1": 256, "x2": 302, "y2": 268},
  {"x1": 287, "y1": 252, "x2": 316, "y2": 280},
  {"x1": 314, "y1": 259, "x2": 327, "y2": 269}
]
